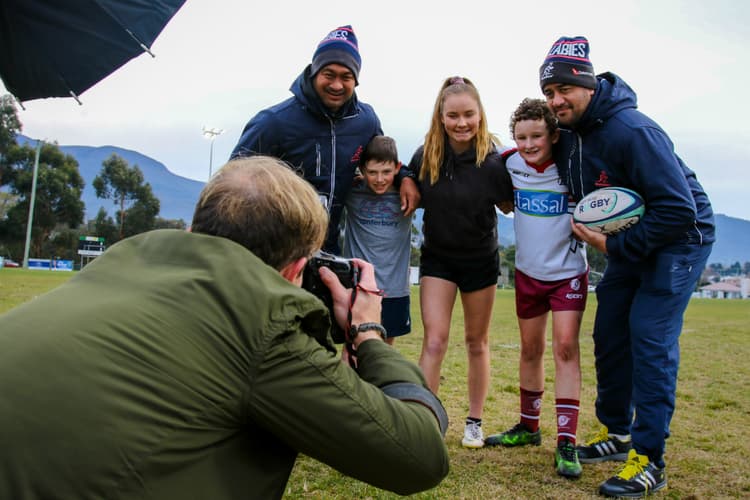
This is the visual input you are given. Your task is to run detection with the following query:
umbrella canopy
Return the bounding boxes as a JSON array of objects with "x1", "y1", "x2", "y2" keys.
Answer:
[{"x1": 0, "y1": 0, "x2": 187, "y2": 103}]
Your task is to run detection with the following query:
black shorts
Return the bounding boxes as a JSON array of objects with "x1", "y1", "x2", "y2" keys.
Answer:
[
  {"x1": 381, "y1": 296, "x2": 411, "y2": 338},
  {"x1": 419, "y1": 247, "x2": 499, "y2": 293}
]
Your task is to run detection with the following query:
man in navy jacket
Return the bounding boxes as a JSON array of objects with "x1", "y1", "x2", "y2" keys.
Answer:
[
  {"x1": 230, "y1": 25, "x2": 419, "y2": 254},
  {"x1": 539, "y1": 36, "x2": 714, "y2": 498}
]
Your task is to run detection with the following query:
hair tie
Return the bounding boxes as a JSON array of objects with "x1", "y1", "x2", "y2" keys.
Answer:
[{"x1": 449, "y1": 76, "x2": 465, "y2": 85}]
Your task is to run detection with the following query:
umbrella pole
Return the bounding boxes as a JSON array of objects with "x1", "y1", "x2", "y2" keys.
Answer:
[{"x1": 69, "y1": 91, "x2": 82, "y2": 106}]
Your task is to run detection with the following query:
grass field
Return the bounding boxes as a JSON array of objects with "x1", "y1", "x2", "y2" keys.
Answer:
[
  {"x1": 1, "y1": 269, "x2": 748, "y2": 498},
  {"x1": 0, "y1": 268, "x2": 75, "y2": 314}
]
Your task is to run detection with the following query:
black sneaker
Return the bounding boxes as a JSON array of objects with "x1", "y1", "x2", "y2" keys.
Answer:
[
  {"x1": 485, "y1": 422, "x2": 541, "y2": 447},
  {"x1": 599, "y1": 449, "x2": 666, "y2": 498},
  {"x1": 555, "y1": 439, "x2": 582, "y2": 479},
  {"x1": 577, "y1": 426, "x2": 632, "y2": 463}
]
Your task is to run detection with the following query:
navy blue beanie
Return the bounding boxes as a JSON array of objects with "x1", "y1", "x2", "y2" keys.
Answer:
[
  {"x1": 311, "y1": 25, "x2": 361, "y2": 83},
  {"x1": 539, "y1": 36, "x2": 597, "y2": 90}
]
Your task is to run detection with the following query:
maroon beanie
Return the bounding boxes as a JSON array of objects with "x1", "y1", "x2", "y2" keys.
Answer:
[{"x1": 539, "y1": 36, "x2": 597, "y2": 90}]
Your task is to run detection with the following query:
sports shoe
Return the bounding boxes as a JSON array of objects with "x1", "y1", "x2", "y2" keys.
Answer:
[
  {"x1": 577, "y1": 426, "x2": 632, "y2": 463},
  {"x1": 555, "y1": 439, "x2": 582, "y2": 479},
  {"x1": 598, "y1": 449, "x2": 666, "y2": 498},
  {"x1": 461, "y1": 420, "x2": 484, "y2": 448},
  {"x1": 484, "y1": 422, "x2": 541, "y2": 447}
]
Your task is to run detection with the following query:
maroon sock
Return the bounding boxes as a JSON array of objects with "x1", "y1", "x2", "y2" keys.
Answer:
[
  {"x1": 556, "y1": 398, "x2": 580, "y2": 445},
  {"x1": 520, "y1": 387, "x2": 543, "y2": 432}
]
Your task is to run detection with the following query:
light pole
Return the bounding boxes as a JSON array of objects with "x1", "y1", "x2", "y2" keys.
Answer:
[
  {"x1": 202, "y1": 126, "x2": 224, "y2": 180},
  {"x1": 22, "y1": 140, "x2": 42, "y2": 268}
]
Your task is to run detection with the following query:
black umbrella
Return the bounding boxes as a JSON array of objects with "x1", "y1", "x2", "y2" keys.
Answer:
[{"x1": 0, "y1": 0, "x2": 187, "y2": 104}]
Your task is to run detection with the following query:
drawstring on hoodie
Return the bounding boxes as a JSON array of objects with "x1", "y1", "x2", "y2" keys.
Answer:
[{"x1": 567, "y1": 134, "x2": 585, "y2": 200}]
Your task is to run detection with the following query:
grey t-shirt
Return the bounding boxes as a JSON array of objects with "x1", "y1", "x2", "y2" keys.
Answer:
[{"x1": 343, "y1": 183, "x2": 412, "y2": 297}]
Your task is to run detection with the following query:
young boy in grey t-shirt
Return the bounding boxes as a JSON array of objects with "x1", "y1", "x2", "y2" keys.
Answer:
[{"x1": 344, "y1": 136, "x2": 412, "y2": 345}]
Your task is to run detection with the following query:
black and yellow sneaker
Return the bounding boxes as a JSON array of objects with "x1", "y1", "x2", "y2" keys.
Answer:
[
  {"x1": 577, "y1": 425, "x2": 632, "y2": 463},
  {"x1": 485, "y1": 422, "x2": 541, "y2": 447},
  {"x1": 599, "y1": 449, "x2": 666, "y2": 498},
  {"x1": 555, "y1": 439, "x2": 582, "y2": 479}
]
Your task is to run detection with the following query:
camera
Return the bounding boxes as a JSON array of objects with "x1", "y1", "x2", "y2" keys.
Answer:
[{"x1": 302, "y1": 251, "x2": 359, "y2": 343}]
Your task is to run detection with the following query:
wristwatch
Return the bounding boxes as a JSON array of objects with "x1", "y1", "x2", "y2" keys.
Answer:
[{"x1": 348, "y1": 322, "x2": 387, "y2": 342}]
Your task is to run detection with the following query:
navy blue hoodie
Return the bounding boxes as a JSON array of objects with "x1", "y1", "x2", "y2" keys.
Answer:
[
  {"x1": 554, "y1": 72, "x2": 715, "y2": 263},
  {"x1": 231, "y1": 65, "x2": 383, "y2": 253}
]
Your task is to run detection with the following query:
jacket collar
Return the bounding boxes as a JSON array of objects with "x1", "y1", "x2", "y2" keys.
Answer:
[{"x1": 572, "y1": 72, "x2": 637, "y2": 133}]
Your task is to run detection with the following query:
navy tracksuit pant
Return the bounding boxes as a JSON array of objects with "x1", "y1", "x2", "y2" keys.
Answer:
[{"x1": 592, "y1": 241, "x2": 712, "y2": 467}]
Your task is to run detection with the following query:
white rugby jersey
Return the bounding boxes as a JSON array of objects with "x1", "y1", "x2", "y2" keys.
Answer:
[{"x1": 507, "y1": 151, "x2": 587, "y2": 281}]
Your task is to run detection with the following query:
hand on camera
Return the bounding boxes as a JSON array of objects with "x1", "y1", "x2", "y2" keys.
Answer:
[{"x1": 319, "y1": 259, "x2": 383, "y2": 348}]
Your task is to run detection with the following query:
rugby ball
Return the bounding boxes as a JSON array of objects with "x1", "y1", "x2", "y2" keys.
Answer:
[{"x1": 573, "y1": 187, "x2": 645, "y2": 235}]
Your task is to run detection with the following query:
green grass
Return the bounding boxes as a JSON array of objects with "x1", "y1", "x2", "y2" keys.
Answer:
[
  {"x1": 2, "y1": 274, "x2": 749, "y2": 498},
  {"x1": 284, "y1": 289, "x2": 750, "y2": 499},
  {"x1": 0, "y1": 268, "x2": 76, "y2": 314}
]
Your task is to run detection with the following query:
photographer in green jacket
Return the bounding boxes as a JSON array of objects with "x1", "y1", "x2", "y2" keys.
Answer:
[{"x1": 0, "y1": 156, "x2": 449, "y2": 499}]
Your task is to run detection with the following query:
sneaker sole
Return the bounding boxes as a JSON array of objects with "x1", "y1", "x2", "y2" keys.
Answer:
[
  {"x1": 461, "y1": 439, "x2": 484, "y2": 449},
  {"x1": 484, "y1": 440, "x2": 541, "y2": 447},
  {"x1": 578, "y1": 451, "x2": 629, "y2": 464},
  {"x1": 484, "y1": 435, "x2": 541, "y2": 447},
  {"x1": 501, "y1": 441, "x2": 540, "y2": 447},
  {"x1": 598, "y1": 481, "x2": 666, "y2": 498},
  {"x1": 555, "y1": 455, "x2": 582, "y2": 479},
  {"x1": 557, "y1": 467, "x2": 582, "y2": 479}
]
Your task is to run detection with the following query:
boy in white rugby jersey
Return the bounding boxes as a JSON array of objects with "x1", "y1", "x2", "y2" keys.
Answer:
[{"x1": 485, "y1": 98, "x2": 588, "y2": 480}]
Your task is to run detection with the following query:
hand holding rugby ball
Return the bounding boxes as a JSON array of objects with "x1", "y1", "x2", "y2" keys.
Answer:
[{"x1": 573, "y1": 187, "x2": 645, "y2": 235}]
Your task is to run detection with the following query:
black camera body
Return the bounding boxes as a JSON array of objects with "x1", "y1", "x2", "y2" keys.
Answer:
[{"x1": 302, "y1": 251, "x2": 359, "y2": 343}]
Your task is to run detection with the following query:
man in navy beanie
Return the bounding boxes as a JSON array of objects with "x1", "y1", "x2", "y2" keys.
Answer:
[
  {"x1": 231, "y1": 25, "x2": 420, "y2": 254},
  {"x1": 540, "y1": 36, "x2": 715, "y2": 497}
]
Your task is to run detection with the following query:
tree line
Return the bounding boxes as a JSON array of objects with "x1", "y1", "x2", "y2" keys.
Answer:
[{"x1": 0, "y1": 95, "x2": 185, "y2": 264}]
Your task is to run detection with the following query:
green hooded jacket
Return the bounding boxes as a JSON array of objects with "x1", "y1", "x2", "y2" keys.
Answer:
[{"x1": 0, "y1": 230, "x2": 448, "y2": 499}]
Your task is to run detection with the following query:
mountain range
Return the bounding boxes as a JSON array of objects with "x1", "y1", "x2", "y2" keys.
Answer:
[
  {"x1": 19, "y1": 138, "x2": 750, "y2": 266},
  {"x1": 65, "y1": 144, "x2": 204, "y2": 223},
  {"x1": 18, "y1": 135, "x2": 204, "y2": 222}
]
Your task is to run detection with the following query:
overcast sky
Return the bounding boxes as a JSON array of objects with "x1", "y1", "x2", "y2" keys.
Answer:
[{"x1": 4, "y1": 0, "x2": 749, "y2": 219}]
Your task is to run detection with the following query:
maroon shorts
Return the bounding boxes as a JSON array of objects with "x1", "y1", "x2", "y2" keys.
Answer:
[{"x1": 515, "y1": 269, "x2": 588, "y2": 319}]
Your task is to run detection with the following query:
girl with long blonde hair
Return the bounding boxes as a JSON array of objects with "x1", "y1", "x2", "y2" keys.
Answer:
[{"x1": 408, "y1": 76, "x2": 513, "y2": 448}]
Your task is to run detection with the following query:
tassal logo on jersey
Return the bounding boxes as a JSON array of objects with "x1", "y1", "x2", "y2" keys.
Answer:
[
  {"x1": 548, "y1": 41, "x2": 588, "y2": 59},
  {"x1": 515, "y1": 190, "x2": 567, "y2": 217}
]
